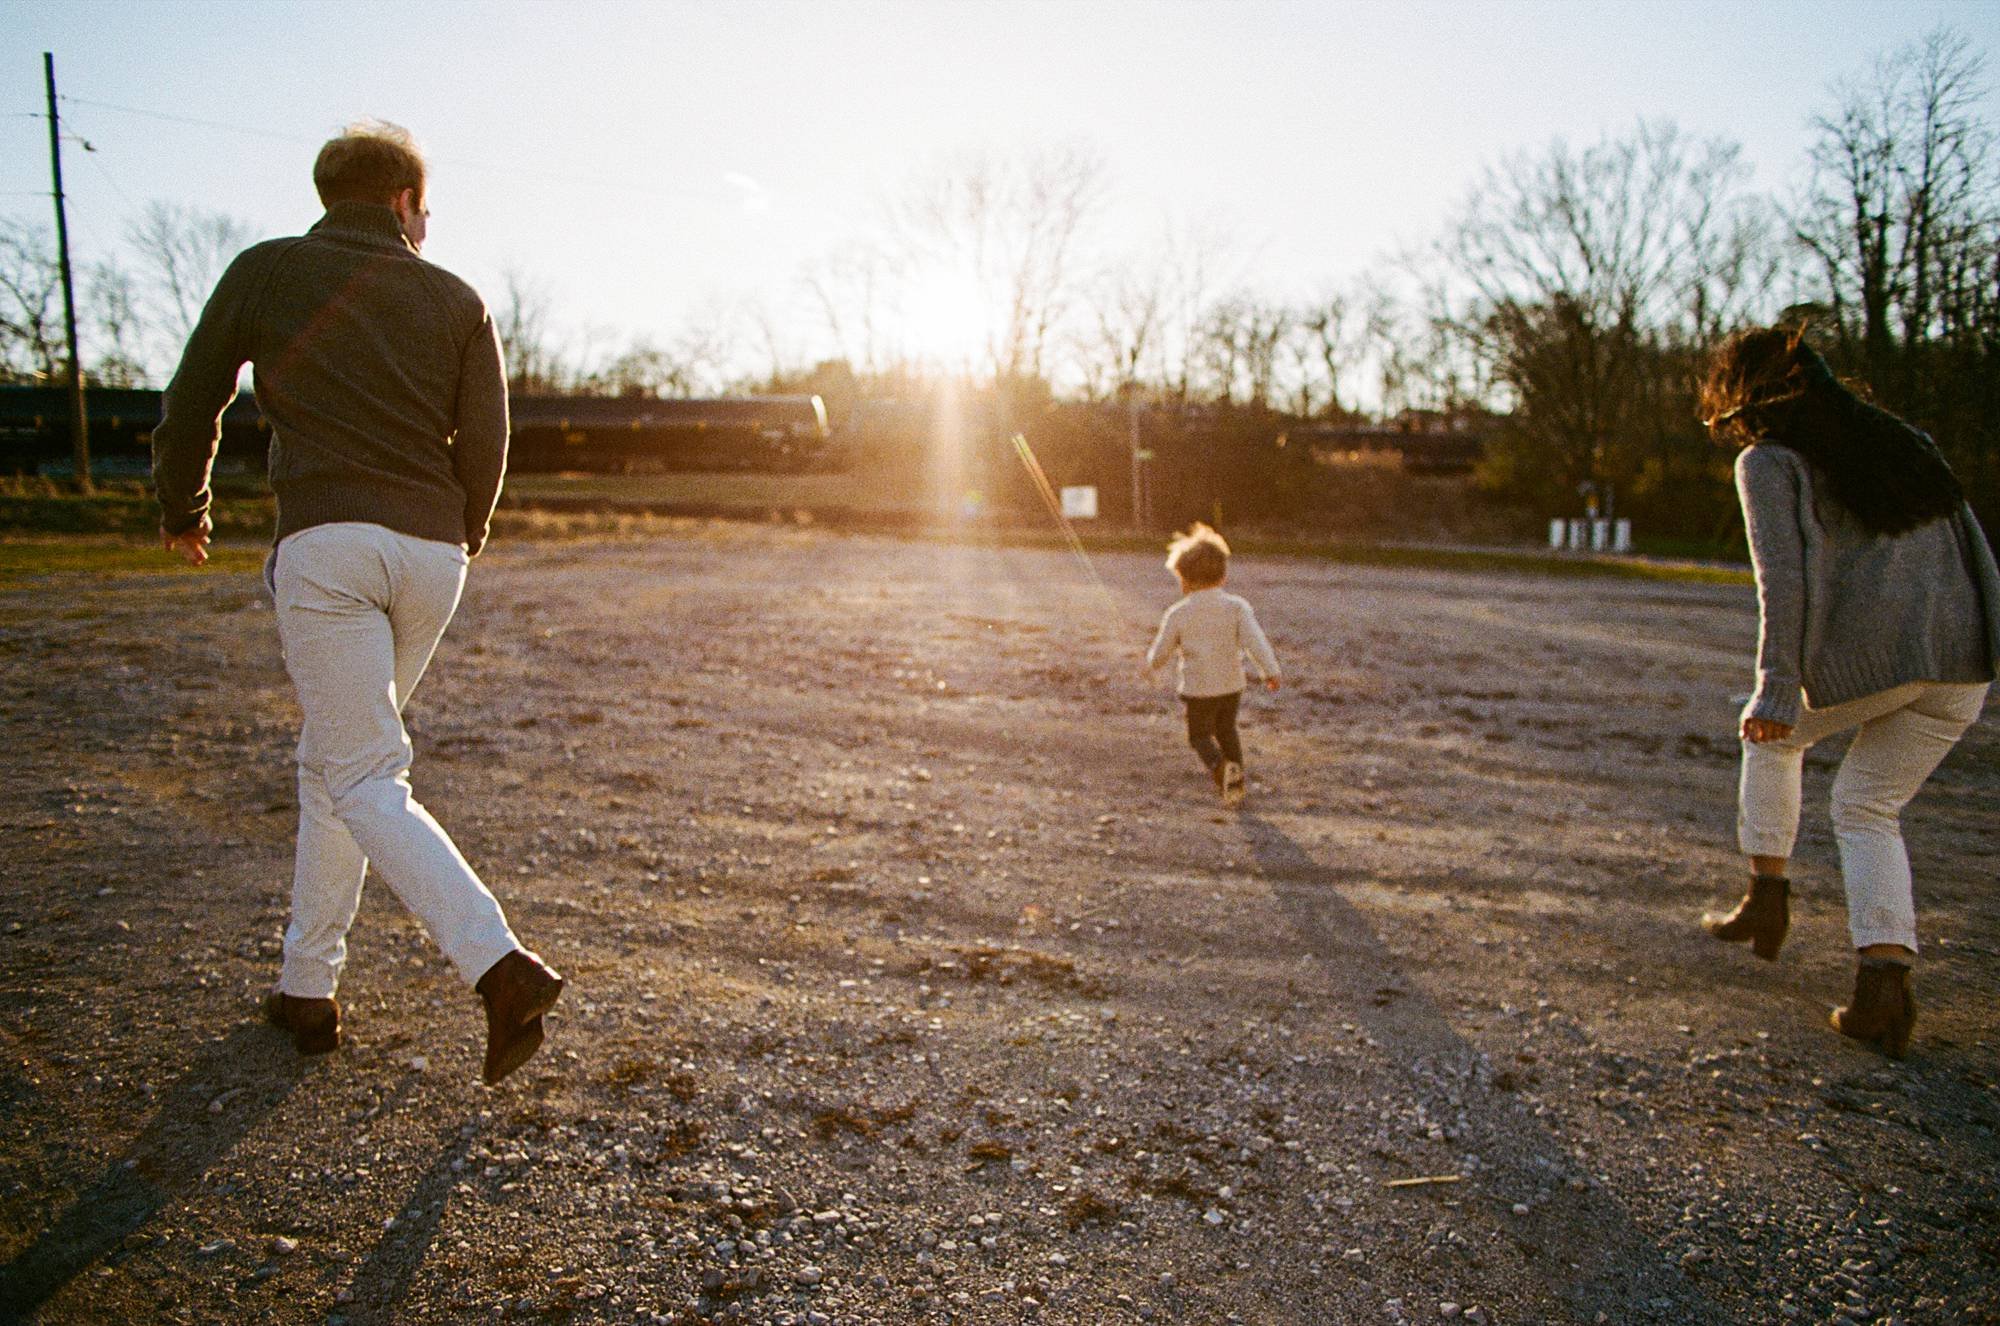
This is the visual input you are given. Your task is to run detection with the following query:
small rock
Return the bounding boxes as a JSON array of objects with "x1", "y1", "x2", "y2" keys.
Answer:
[
  {"x1": 269, "y1": 1236, "x2": 298, "y2": 1257},
  {"x1": 795, "y1": 1266, "x2": 823, "y2": 1288},
  {"x1": 1203, "y1": 1208, "x2": 1225, "y2": 1226}
]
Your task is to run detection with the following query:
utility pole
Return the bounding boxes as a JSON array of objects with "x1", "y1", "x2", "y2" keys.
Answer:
[
  {"x1": 44, "y1": 52, "x2": 91, "y2": 494},
  {"x1": 1126, "y1": 385, "x2": 1150, "y2": 532}
]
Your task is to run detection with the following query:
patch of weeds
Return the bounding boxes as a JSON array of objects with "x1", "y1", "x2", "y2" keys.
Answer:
[
  {"x1": 657, "y1": 1118, "x2": 704, "y2": 1159},
  {"x1": 915, "y1": 943, "x2": 1107, "y2": 997},
  {"x1": 601, "y1": 1057, "x2": 657, "y2": 1089},
  {"x1": 1063, "y1": 1189, "x2": 1123, "y2": 1229},
  {"x1": 1141, "y1": 1168, "x2": 1217, "y2": 1205},
  {"x1": 812, "y1": 1098, "x2": 922, "y2": 1138},
  {"x1": 741, "y1": 1030, "x2": 785, "y2": 1057},
  {"x1": 813, "y1": 1105, "x2": 875, "y2": 1138}
]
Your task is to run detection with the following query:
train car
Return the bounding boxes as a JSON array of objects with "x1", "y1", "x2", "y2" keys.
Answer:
[
  {"x1": 507, "y1": 395, "x2": 831, "y2": 474},
  {"x1": 0, "y1": 386, "x2": 830, "y2": 478},
  {"x1": 0, "y1": 384, "x2": 265, "y2": 477},
  {"x1": 1283, "y1": 412, "x2": 1490, "y2": 475}
]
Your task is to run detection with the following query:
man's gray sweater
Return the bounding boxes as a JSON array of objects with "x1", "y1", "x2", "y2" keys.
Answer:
[
  {"x1": 1737, "y1": 443, "x2": 2000, "y2": 726},
  {"x1": 153, "y1": 201, "x2": 508, "y2": 556}
]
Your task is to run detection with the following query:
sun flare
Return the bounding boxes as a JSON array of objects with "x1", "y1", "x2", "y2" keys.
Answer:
[{"x1": 899, "y1": 267, "x2": 990, "y2": 367}]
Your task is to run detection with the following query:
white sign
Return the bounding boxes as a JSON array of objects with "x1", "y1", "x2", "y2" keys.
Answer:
[{"x1": 1060, "y1": 485, "x2": 1098, "y2": 520}]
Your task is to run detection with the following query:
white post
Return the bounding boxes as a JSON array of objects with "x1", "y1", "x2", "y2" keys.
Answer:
[
  {"x1": 1613, "y1": 518, "x2": 1632, "y2": 553},
  {"x1": 1549, "y1": 518, "x2": 1566, "y2": 549}
]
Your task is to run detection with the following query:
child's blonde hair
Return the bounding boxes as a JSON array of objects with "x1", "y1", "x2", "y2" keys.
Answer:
[{"x1": 1166, "y1": 522, "x2": 1230, "y2": 588}]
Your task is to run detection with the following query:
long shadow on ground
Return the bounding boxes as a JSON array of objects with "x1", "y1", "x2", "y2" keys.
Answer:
[
  {"x1": 341, "y1": 1116, "x2": 478, "y2": 1326},
  {"x1": 1239, "y1": 810, "x2": 1724, "y2": 1326},
  {"x1": 0, "y1": 1020, "x2": 311, "y2": 1323}
]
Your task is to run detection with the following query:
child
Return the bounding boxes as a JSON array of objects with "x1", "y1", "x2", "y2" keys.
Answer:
[{"x1": 1143, "y1": 523, "x2": 1281, "y2": 806}]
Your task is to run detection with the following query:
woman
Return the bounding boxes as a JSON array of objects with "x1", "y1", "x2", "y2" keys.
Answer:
[{"x1": 1699, "y1": 325, "x2": 1999, "y2": 1058}]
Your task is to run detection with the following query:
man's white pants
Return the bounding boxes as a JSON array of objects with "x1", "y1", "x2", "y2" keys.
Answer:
[
  {"x1": 1738, "y1": 680, "x2": 1990, "y2": 953},
  {"x1": 272, "y1": 522, "x2": 520, "y2": 999}
]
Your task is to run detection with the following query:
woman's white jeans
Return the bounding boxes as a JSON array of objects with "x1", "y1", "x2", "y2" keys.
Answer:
[
  {"x1": 272, "y1": 522, "x2": 520, "y2": 998},
  {"x1": 1738, "y1": 680, "x2": 1990, "y2": 953}
]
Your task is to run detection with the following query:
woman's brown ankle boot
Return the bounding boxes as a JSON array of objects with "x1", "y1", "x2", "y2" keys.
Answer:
[
  {"x1": 1702, "y1": 873, "x2": 1790, "y2": 960},
  {"x1": 1831, "y1": 958, "x2": 1915, "y2": 1060}
]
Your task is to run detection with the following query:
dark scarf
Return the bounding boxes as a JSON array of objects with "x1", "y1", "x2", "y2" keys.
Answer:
[{"x1": 1742, "y1": 343, "x2": 1962, "y2": 537}]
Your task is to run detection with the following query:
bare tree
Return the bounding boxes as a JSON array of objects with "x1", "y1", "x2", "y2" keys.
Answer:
[
  {"x1": 0, "y1": 219, "x2": 63, "y2": 385},
  {"x1": 85, "y1": 257, "x2": 149, "y2": 387},
  {"x1": 1159, "y1": 218, "x2": 1239, "y2": 404},
  {"x1": 1080, "y1": 257, "x2": 1166, "y2": 402},
  {"x1": 887, "y1": 144, "x2": 1106, "y2": 382},
  {"x1": 801, "y1": 241, "x2": 894, "y2": 375},
  {"x1": 127, "y1": 202, "x2": 253, "y2": 353},
  {"x1": 1287, "y1": 286, "x2": 1381, "y2": 417},
  {"x1": 1435, "y1": 119, "x2": 1776, "y2": 496},
  {"x1": 1238, "y1": 298, "x2": 1290, "y2": 410},
  {"x1": 1792, "y1": 27, "x2": 1997, "y2": 397},
  {"x1": 1194, "y1": 295, "x2": 1248, "y2": 405},
  {"x1": 495, "y1": 266, "x2": 564, "y2": 393}
]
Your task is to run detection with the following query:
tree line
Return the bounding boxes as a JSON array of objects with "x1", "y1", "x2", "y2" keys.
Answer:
[{"x1": 2, "y1": 28, "x2": 1992, "y2": 541}]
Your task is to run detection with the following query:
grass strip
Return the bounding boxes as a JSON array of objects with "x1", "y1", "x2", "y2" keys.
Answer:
[
  {"x1": 0, "y1": 539, "x2": 267, "y2": 584},
  {"x1": 0, "y1": 476, "x2": 1750, "y2": 588}
]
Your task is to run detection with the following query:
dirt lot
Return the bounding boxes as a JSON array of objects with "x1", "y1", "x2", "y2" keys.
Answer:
[{"x1": 1, "y1": 523, "x2": 1996, "y2": 1326}]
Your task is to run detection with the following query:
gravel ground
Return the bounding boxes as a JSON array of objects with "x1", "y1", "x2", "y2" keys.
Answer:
[{"x1": 1, "y1": 521, "x2": 1997, "y2": 1326}]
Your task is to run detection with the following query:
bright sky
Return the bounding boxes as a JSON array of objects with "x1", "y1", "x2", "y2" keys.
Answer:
[{"x1": 3, "y1": 0, "x2": 1995, "y2": 381}]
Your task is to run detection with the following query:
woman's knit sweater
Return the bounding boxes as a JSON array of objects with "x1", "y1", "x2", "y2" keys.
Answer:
[{"x1": 1737, "y1": 443, "x2": 2000, "y2": 725}]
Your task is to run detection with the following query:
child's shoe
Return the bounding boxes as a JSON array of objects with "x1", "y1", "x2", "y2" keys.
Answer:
[{"x1": 1220, "y1": 761, "x2": 1246, "y2": 807}]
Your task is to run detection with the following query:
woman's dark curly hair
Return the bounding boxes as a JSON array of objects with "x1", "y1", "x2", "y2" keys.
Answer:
[{"x1": 1701, "y1": 325, "x2": 1962, "y2": 536}]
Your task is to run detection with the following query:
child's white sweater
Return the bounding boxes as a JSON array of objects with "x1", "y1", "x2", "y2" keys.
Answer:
[{"x1": 1146, "y1": 588, "x2": 1280, "y2": 697}]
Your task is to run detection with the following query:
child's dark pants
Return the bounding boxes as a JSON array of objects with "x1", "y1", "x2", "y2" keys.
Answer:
[{"x1": 1182, "y1": 691, "x2": 1244, "y2": 771}]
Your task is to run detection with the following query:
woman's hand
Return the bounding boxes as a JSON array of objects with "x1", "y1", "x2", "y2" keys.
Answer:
[{"x1": 1741, "y1": 716, "x2": 1793, "y2": 744}]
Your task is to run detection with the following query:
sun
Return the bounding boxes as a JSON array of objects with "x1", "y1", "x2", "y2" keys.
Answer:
[{"x1": 899, "y1": 265, "x2": 991, "y2": 368}]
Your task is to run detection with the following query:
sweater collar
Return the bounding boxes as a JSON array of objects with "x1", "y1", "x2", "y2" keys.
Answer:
[{"x1": 310, "y1": 201, "x2": 417, "y2": 252}]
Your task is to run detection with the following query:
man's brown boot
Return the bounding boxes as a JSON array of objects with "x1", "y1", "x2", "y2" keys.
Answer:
[
  {"x1": 263, "y1": 990, "x2": 340, "y2": 1055},
  {"x1": 1831, "y1": 958, "x2": 1915, "y2": 1060},
  {"x1": 476, "y1": 949, "x2": 564, "y2": 1086},
  {"x1": 1702, "y1": 873, "x2": 1790, "y2": 961}
]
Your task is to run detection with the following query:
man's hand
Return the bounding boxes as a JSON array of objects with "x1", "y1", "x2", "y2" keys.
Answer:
[
  {"x1": 161, "y1": 515, "x2": 212, "y2": 568},
  {"x1": 1264, "y1": 676, "x2": 1282, "y2": 692},
  {"x1": 1741, "y1": 716, "x2": 1792, "y2": 744}
]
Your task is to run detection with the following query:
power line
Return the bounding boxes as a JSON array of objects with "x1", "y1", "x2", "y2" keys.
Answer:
[
  {"x1": 84, "y1": 149, "x2": 144, "y2": 219},
  {"x1": 58, "y1": 94, "x2": 318, "y2": 145},
  {"x1": 56, "y1": 92, "x2": 744, "y2": 205}
]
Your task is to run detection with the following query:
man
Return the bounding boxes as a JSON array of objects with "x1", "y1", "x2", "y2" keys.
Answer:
[{"x1": 154, "y1": 120, "x2": 562, "y2": 1085}]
